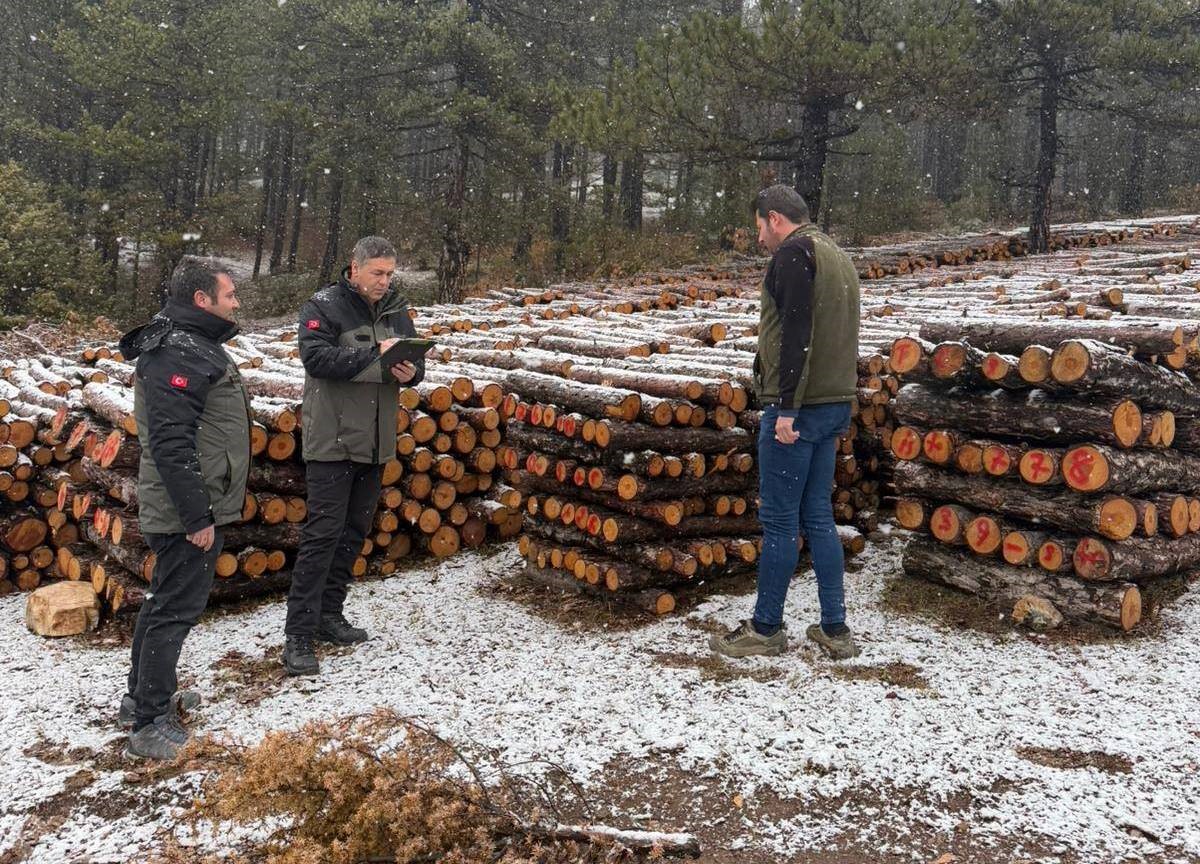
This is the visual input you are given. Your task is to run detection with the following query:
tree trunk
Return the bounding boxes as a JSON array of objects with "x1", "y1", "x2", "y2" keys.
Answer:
[
  {"x1": 619, "y1": 154, "x2": 643, "y2": 230},
  {"x1": 793, "y1": 97, "x2": 832, "y2": 218},
  {"x1": 1119, "y1": 123, "x2": 1146, "y2": 216},
  {"x1": 895, "y1": 383, "x2": 1143, "y2": 450},
  {"x1": 287, "y1": 167, "x2": 308, "y2": 273},
  {"x1": 602, "y1": 154, "x2": 617, "y2": 220},
  {"x1": 318, "y1": 166, "x2": 344, "y2": 287},
  {"x1": 253, "y1": 125, "x2": 280, "y2": 279},
  {"x1": 1028, "y1": 64, "x2": 1060, "y2": 253},
  {"x1": 918, "y1": 318, "x2": 1186, "y2": 358},
  {"x1": 269, "y1": 119, "x2": 295, "y2": 274},
  {"x1": 1050, "y1": 339, "x2": 1199, "y2": 412},
  {"x1": 438, "y1": 138, "x2": 471, "y2": 304},
  {"x1": 551, "y1": 141, "x2": 570, "y2": 271}
]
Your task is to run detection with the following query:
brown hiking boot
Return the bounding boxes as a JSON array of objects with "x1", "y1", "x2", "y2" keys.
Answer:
[
  {"x1": 709, "y1": 620, "x2": 787, "y2": 658},
  {"x1": 806, "y1": 623, "x2": 861, "y2": 660}
]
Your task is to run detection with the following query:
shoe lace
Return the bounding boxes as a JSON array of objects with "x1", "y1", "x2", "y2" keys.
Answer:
[
  {"x1": 291, "y1": 635, "x2": 315, "y2": 652},
  {"x1": 156, "y1": 713, "x2": 187, "y2": 743}
]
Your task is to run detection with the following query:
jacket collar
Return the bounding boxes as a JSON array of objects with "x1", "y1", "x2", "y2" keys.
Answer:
[
  {"x1": 119, "y1": 299, "x2": 238, "y2": 359},
  {"x1": 161, "y1": 298, "x2": 240, "y2": 343}
]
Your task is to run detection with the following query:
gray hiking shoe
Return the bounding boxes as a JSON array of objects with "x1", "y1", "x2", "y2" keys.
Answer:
[
  {"x1": 118, "y1": 690, "x2": 201, "y2": 729},
  {"x1": 709, "y1": 620, "x2": 787, "y2": 658},
  {"x1": 806, "y1": 623, "x2": 861, "y2": 660},
  {"x1": 125, "y1": 713, "x2": 189, "y2": 762}
]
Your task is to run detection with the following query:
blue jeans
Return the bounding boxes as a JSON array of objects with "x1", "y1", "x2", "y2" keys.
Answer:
[{"x1": 753, "y1": 402, "x2": 852, "y2": 630}]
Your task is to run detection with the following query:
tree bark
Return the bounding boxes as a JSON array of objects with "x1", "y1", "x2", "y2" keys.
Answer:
[
  {"x1": 903, "y1": 535, "x2": 1139, "y2": 631},
  {"x1": 1049, "y1": 339, "x2": 1198, "y2": 412},
  {"x1": 918, "y1": 318, "x2": 1187, "y2": 357},
  {"x1": 893, "y1": 460, "x2": 1140, "y2": 541},
  {"x1": 1028, "y1": 63, "x2": 1059, "y2": 253},
  {"x1": 895, "y1": 383, "x2": 1143, "y2": 449},
  {"x1": 269, "y1": 118, "x2": 295, "y2": 274},
  {"x1": 253, "y1": 124, "x2": 280, "y2": 279},
  {"x1": 318, "y1": 166, "x2": 344, "y2": 286}
]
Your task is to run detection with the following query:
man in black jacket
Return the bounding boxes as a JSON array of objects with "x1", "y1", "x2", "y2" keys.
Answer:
[
  {"x1": 117, "y1": 260, "x2": 251, "y2": 759},
  {"x1": 284, "y1": 236, "x2": 425, "y2": 675}
]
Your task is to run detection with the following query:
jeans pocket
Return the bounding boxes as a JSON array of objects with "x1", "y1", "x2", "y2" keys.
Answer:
[{"x1": 793, "y1": 403, "x2": 852, "y2": 442}]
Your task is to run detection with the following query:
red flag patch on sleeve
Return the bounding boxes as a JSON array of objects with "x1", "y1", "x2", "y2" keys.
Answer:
[
  {"x1": 170, "y1": 374, "x2": 189, "y2": 389},
  {"x1": 306, "y1": 319, "x2": 321, "y2": 330}
]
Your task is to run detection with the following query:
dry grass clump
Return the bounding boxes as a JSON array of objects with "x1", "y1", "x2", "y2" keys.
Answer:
[{"x1": 174, "y1": 709, "x2": 664, "y2": 864}]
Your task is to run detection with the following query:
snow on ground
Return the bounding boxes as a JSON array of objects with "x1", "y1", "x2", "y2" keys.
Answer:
[{"x1": 2, "y1": 536, "x2": 1199, "y2": 863}]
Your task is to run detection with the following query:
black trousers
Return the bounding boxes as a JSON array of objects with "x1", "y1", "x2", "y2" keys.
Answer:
[
  {"x1": 127, "y1": 527, "x2": 224, "y2": 728},
  {"x1": 285, "y1": 460, "x2": 383, "y2": 637}
]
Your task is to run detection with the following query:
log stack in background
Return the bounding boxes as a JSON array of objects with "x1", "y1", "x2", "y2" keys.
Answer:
[{"x1": 0, "y1": 334, "x2": 526, "y2": 619}]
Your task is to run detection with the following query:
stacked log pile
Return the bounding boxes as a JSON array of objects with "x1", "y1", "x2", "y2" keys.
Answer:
[
  {"x1": 4, "y1": 213, "x2": 1200, "y2": 626},
  {"x1": 887, "y1": 321, "x2": 1200, "y2": 630},
  {"x1": 0, "y1": 339, "x2": 525, "y2": 617}
]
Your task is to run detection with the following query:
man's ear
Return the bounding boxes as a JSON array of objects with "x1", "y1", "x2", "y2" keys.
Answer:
[{"x1": 194, "y1": 289, "x2": 212, "y2": 309}]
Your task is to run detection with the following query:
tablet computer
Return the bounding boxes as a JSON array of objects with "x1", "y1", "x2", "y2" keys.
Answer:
[{"x1": 353, "y1": 338, "x2": 435, "y2": 382}]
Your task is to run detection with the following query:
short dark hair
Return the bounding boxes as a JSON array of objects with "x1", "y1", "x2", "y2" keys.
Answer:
[
  {"x1": 168, "y1": 259, "x2": 232, "y2": 305},
  {"x1": 751, "y1": 184, "x2": 810, "y2": 224},
  {"x1": 352, "y1": 236, "x2": 397, "y2": 265}
]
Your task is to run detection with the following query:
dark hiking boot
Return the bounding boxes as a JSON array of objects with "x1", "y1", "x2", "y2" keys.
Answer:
[
  {"x1": 118, "y1": 690, "x2": 200, "y2": 729},
  {"x1": 125, "y1": 713, "x2": 188, "y2": 762},
  {"x1": 284, "y1": 635, "x2": 320, "y2": 676},
  {"x1": 316, "y1": 613, "x2": 368, "y2": 645}
]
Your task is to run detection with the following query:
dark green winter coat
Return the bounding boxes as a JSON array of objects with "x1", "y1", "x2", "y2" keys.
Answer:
[
  {"x1": 298, "y1": 273, "x2": 426, "y2": 464},
  {"x1": 120, "y1": 300, "x2": 252, "y2": 535}
]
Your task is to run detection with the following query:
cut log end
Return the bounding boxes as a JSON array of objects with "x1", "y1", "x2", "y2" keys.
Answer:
[
  {"x1": 965, "y1": 516, "x2": 1002, "y2": 555},
  {"x1": 1018, "y1": 345, "x2": 1052, "y2": 384},
  {"x1": 1049, "y1": 340, "x2": 1091, "y2": 385},
  {"x1": 1111, "y1": 401, "x2": 1142, "y2": 449},
  {"x1": 1061, "y1": 446, "x2": 1108, "y2": 492},
  {"x1": 1098, "y1": 497, "x2": 1137, "y2": 541},
  {"x1": 894, "y1": 499, "x2": 927, "y2": 530},
  {"x1": 889, "y1": 337, "x2": 925, "y2": 375},
  {"x1": 891, "y1": 426, "x2": 922, "y2": 461},
  {"x1": 1120, "y1": 586, "x2": 1142, "y2": 632},
  {"x1": 1019, "y1": 449, "x2": 1060, "y2": 486}
]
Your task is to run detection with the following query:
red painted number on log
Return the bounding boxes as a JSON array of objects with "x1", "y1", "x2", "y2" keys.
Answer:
[
  {"x1": 898, "y1": 434, "x2": 917, "y2": 458},
  {"x1": 937, "y1": 509, "x2": 953, "y2": 534},
  {"x1": 975, "y1": 521, "x2": 990, "y2": 543},
  {"x1": 1067, "y1": 450, "x2": 1095, "y2": 486},
  {"x1": 1004, "y1": 540, "x2": 1022, "y2": 555},
  {"x1": 989, "y1": 450, "x2": 1009, "y2": 472},
  {"x1": 1028, "y1": 452, "x2": 1049, "y2": 482}
]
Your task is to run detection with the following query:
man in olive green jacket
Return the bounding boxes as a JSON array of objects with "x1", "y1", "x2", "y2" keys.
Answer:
[
  {"x1": 711, "y1": 185, "x2": 862, "y2": 661},
  {"x1": 284, "y1": 236, "x2": 425, "y2": 675},
  {"x1": 117, "y1": 260, "x2": 250, "y2": 760}
]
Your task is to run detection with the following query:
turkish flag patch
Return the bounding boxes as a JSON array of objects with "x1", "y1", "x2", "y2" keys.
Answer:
[
  {"x1": 306, "y1": 319, "x2": 321, "y2": 330},
  {"x1": 170, "y1": 374, "x2": 188, "y2": 389}
]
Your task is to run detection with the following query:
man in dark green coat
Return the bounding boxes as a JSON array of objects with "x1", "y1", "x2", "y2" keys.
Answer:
[
  {"x1": 284, "y1": 236, "x2": 425, "y2": 675},
  {"x1": 117, "y1": 260, "x2": 251, "y2": 759}
]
